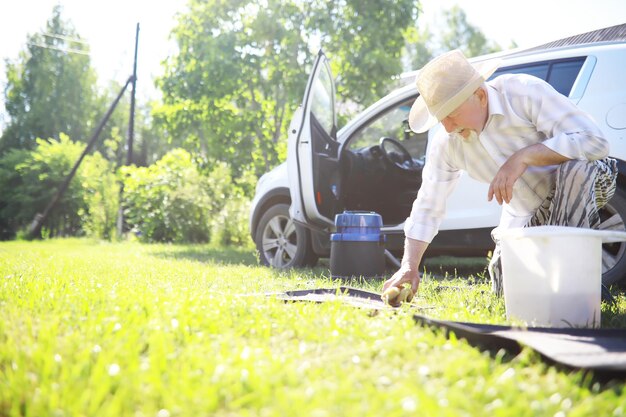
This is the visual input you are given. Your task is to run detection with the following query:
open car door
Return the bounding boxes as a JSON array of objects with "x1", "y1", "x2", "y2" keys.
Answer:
[{"x1": 287, "y1": 50, "x2": 340, "y2": 229}]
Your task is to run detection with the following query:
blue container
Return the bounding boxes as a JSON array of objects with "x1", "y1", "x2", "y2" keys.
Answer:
[{"x1": 330, "y1": 211, "x2": 386, "y2": 278}]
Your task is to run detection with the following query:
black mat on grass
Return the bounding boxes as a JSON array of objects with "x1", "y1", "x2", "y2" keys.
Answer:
[
  {"x1": 414, "y1": 315, "x2": 626, "y2": 375},
  {"x1": 273, "y1": 286, "x2": 626, "y2": 375},
  {"x1": 274, "y1": 287, "x2": 392, "y2": 310}
]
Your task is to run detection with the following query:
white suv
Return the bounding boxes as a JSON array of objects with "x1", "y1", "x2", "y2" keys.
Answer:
[{"x1": 250, "y1": 33, "x2": 626, "y2": 285}]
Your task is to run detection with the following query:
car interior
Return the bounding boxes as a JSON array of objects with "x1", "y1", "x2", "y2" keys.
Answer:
[{"x1": 337, "y1": 98, "x2": 427, "y2": 225}]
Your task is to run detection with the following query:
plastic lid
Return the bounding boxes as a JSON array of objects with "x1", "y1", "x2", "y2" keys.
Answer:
[{"x1": 334, "y1": 211, "x2": 382, "y2": 228}]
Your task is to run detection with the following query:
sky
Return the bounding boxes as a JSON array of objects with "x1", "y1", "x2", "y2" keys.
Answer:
[{"x1": 1, "y1": 0, "x2": 626, "y2": 127}]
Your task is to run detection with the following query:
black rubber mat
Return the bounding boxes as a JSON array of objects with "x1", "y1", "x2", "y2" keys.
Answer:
[
  {"x1": 274, "y1": 287, "x2": 393, "y2": 310},
  {"x1": 414, "y1": 315, "x2": 626, "y2": 375},
  {"x1": 272, "y1": 286, "x2": 626, "y2": 375}
]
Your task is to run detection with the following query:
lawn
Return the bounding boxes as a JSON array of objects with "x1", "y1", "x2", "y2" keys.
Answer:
[{"x1": 1, "y1": 239, "x2": 624, "y2": 416}]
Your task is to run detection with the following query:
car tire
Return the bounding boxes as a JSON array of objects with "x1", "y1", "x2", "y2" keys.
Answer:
[
  {"x1": 600, "y1": 185, "x2": 626, "y2": 286},
  {"x1": 255, "y1": 203, "x2": 317, "y2": 269}
]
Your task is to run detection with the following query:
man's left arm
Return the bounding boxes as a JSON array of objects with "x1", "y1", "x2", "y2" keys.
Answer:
[
  {"x1": 530, "y1": 77, "x2": 609, "y2": 161},
  {"x1": 488, "y1": 143, "x2": 569, "y2": 204},
  {"x1": 489, "y1": 77, "x2": 609, "y2": 205}
]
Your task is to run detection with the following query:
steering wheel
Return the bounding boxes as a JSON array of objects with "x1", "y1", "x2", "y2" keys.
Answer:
[{"x1": 379, "y1": 137, "x2": 417, "y2": 171}]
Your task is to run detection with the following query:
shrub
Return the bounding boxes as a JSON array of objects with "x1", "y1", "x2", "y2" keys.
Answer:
[
  {"x1": 208, "y1": 166, "x2": 256, "y2": 248},
  {"x1": 0, "y1": 139, "x2": 257, "y2": 245},
  {"x1": 0, "y1": 148, "x2": 30, "y2": 239},
  {"x1": 121, "y1": 149, "x2": 214, "y2": 243},
  {"x1": 0, "y1": 134, "x2": 120, "y2": 240},
  {"x1": 120, "y1": 148, "x2": 257, "y2": 245},
  {"x1": 80, "y1": 152, "x2": 119, "y2": 240},
  {"x1": 0, "y1": 135, "x2": 86, "y2": 238},
  {"x1": 210, "y1": 194, "x2": 254, "y2": 248}
]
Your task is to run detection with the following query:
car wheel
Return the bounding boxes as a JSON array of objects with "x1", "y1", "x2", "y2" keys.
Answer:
[
  {"x1": 255, "y1": 203, "x2": 317, "y2": 268},
  {"x1": 600, "y1": 185, "x2": 626, "y2": 286}
]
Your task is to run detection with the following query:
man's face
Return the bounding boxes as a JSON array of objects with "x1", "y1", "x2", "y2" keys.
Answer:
[{"x1": 441, "y1": 89, "x2": 487, "y2": 139}]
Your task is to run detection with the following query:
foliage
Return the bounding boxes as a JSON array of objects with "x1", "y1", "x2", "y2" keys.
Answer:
[
  {"x1": 96, "y1": 87, "x2": 161, "y2": 168},
  {"x1": 0, "y1": 148, "x2": 29, "y2": 239},
  {"x1": 0, "y1": 3, "x2": 508, "y2": 245},
  {"x1": 120, "y1": 148, "x2": 247, "y2": 243},
  {"x1": 120, "y1": 148, "x2": 211, "y2": 243},
  {"x1": 154, "y1": 0, "x2": 420, "y2": 177},
  {"x1": 403, "y1": 24, "x2": 435, "y2": 74},
  {"x1": 438, "y1": 6, "x2": 501, "y2": 57},
  {"x1": 314, "y1": 0, "x2": 419, "y2": 106},
  {"x1": 0, "y1": 134, "x2": 118, "y2": 239},
  {"x1": 210, "y1": 166, "x2": 256, "y2": 248},
  {"x1": 210, "y1": 194, "x2": 254, "y2": 248},
  {"x1": 0, "y1": 5, "x2": 139, "y2": 178},
  {"x1": 0, "y1": 6, "x2": 100, "y2": 153},
  {"x1": 1, "y1": 239, "x2": 625, "y2": 416},
  {"x1": 79, "y1": 152, "x2": 119, "y2": 240},
  {"x1": 133, "y1": 101, "x2": 173, "y2": 167},
  {"x1": 91, "y1": 80, "x2": 131, "y2": 165},
  {"x1": 402, "y1": 5, "x2": 502, "y2": 75},
  {"x1": 3, "y1": 134, "x2": 87, "y2": 237}
]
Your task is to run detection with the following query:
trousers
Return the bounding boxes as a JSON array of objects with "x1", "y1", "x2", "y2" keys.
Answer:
[{"x1": 488, "y1": 158, "x2": 618, "y2": 296}]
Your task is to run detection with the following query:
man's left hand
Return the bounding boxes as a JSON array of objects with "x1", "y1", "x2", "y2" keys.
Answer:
[
  {"x1": 488, "y1": 153, "x2": 528, "y2": 204},
  {"x1": 488, "y1": 144, "x2": 571, "y2": 205}
]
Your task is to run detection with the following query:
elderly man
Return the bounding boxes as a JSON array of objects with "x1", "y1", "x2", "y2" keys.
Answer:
[{"x1": 383, "y1": 49, "x2": 617, "y2": 296}]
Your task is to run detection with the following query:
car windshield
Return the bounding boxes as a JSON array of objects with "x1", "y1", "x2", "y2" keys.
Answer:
[{"x1": 346, "y1": 98, "x2": 427, "y2": 160}]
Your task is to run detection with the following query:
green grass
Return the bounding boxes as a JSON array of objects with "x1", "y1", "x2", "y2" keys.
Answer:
[{"x1": 1, "y1": 239, "x2": 625, "y2": 416}]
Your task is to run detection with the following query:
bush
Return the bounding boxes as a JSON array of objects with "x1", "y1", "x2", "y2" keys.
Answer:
[
  {"x1": 210, "y1": 194, "x2": 254, "y2": 248},
  {"x1": 1, "y1": 135, "x2": 83, "y2": 238},
  {"x1": 0, "y1": 139, "x2": 257, "y2": 245},
  {"x1": 0, "y1": 135, "x2": 120, "y2": 240},
  {"x1": 209, "y1": 165, "x2": 256, "y2": 248},
  {"x1": 80, "y1": 152, "x2": 119, "y2": 240},
  {"x1": 21, "y1": 135, "x2": 88, "y2": 237},
  {"x1": 121, "y1": 149, "x2": 213, "y2": 243},
  {"x1": 0, "y1": 148, "x2": 30, "y2": 239},
  {"x1": 121, "y1": 148, "x2": 257, "y2": 245}
]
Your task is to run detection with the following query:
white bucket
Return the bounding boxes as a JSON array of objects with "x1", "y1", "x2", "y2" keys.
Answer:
[{"x1": 497, "y1": 226, "x2": 626, "y2": 327}]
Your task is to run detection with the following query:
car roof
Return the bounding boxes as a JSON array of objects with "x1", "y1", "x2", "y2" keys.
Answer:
[
  {"x1": 397, "y1": 23, "x2": 626, "y2": 86},
  {"x1": 523, "y1": 23, "x2": 626, "y2": 51},
  {"x1": 338, "y1": 25, "x2": 626, "y2": 138}
]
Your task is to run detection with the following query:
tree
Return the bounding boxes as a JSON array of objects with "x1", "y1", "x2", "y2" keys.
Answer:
[
  {"x1": 403, "y1": 24, "x2": 435, "y2": 74},
  {"x1": 0, "y1": 5, "x2": 100, "y2": 153},
  {"x1": 402, "y1": 6, "x2": 502, "y2": 78},
  {"x1": 313, "y1": 0, "x2": 420, "y2": 106},
  {"x1": 438, "y1": 6, "x2": 501, "y2": 57},
  {"x1": 154, "y1": 0, "x2": 420, "y2": 176}
]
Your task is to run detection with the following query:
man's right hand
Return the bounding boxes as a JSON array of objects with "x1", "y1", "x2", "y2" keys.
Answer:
[
  {"x1": 382, "y1": 237, "x2": 429, "y2": 296},
  {"x1": 382, "y1": 265, "x2": 421, "y2": 294}
]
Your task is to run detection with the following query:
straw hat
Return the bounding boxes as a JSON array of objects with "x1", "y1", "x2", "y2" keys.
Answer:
[{"x1": 408, "y1": 49, "x2": 501, "y2": 133}]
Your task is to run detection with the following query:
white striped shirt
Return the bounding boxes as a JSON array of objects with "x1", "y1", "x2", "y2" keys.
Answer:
[{"x1": 404, "y1": 74, "x2": 609, "y2": 243}]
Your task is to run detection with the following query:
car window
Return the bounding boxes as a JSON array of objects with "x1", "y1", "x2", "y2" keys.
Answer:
[
  {"x1": 493, "y1": 63, "x2": 549, "y2": 80},
  {"x1": 491, "y1": 57, "x2": 585, "y2": 96},
  {"x1": 346, "y1": 99, "x2": 428, "y2": 159},
  {"x1": 547, "y1": 59, "x2": 585, "y2": 96},
  {"x1": 310, "y1": 62, "x2": 335, "y2": 137}
]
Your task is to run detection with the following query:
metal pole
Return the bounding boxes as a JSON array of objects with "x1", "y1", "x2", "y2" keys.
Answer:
[
  {"x1": 117, "y1": 23, "x2": 140, "y2": 238},
  {"x1": 28, "y1": 77, "x2": 133, "y2": 239},
  {"x1": 127, "y1": 23, "x2": 139, "y2": 165}
]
